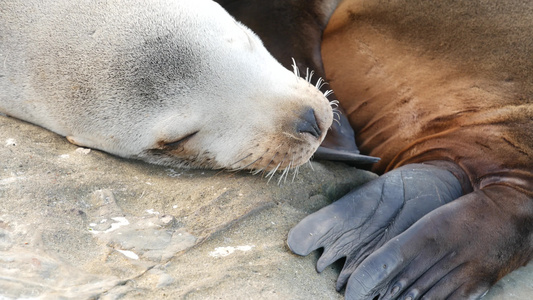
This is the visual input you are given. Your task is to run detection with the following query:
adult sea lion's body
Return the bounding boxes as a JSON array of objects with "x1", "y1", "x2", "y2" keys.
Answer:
[
  {"x1": 0, "y1": 0, "x2": 334, "y2": 173},
  {"x1": 259, "y1": 0, "x2": 533, "y2": 299}
]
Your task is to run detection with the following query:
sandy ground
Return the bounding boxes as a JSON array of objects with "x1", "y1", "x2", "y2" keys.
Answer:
[{"x1": 1, "y1": 114, "x2": 532, "y2": 299}]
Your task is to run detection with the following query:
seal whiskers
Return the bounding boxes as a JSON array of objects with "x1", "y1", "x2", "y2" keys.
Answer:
[
  {"x1": 292, "y1": 59, "x2": 340, "y2": 127},
  {"x1": 274, "y1": 150, "x2": 293, "y2": 184}
]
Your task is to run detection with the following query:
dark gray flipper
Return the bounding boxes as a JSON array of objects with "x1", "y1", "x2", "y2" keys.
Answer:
[
  {"x1": 287, "y1": 163, "x2": 463, "y2": 291},
  {"x1": 289, "y1": 162, "x2": 533, "y2": 299},
  {"x1": 215, "y1": 0, "x2": 377, "y2": 164},
  {"x1": 343, "y1": 185, "x2": 533, "y2": 300}
]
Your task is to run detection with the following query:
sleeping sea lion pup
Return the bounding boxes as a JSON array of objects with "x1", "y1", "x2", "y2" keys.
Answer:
[{"x1": 0, "y1": 0, "x2": 333, "y2": 173}]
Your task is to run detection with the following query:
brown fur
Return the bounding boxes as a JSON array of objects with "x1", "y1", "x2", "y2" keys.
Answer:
[{"x1": 322, "y1": 0, "x2": 532, "y2": 193}]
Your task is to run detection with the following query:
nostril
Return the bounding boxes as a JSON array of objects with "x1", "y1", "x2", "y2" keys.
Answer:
[{"x1": 296, "y1": 108, "x2": 322, "y2": 139}]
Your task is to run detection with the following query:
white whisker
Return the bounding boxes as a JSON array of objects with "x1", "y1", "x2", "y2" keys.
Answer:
[
  {"x1": 291, "y1": 57, "x2": 300, "y2": 78},
  {"x1": 306, "y1": 70, "x2": 315, "y2": 83},
  {"x1": 292, "y1": 165, "x2": 300, "y2": 182},
  {"x1": 316, "y1": 77, "x2": 324, "y2": 89},
  {"x1": 278, "y1": 163, "x2": 289, "y2": 185},
  {"x1": 287, "y1": 161, "x2": 293, "y2": 182},
  {"x1": 267, "y1": 162, "x2": 282, "y2": 183},
  {"x1": 277, "y1": 151, "x2": 291, "y2": 185},
  {"x1": 317, "y1": 77, "x2": 329, "y2": 90},
  {"x1": 228, "y1": 153, "x2": 253, "y2": 169},
  {"x1": 261, "y1": 149, "x2": 281, "y2": 178},
  {"x1": 231, "y1": 147, "x2": 271, "y2": 172},
  {"x1": 252, "y1": 168, "x2": 265, "y2": 175},
  {"x1": 323, "y1": 89, "x2": 334, "y2": 98},
  {"x1": 307, "y1": 160, "x2": 315, "y2": 171},
  {"x1": 281, "y1": 150, "x2": 292, "y2": 184},
  {"x1": 329, "y1": 100, "x2": 339, "y2": 109},
  {"x1": 282, "y1": 154, "x2": 294, "y2": 185},
  {"x1": 235, "y1": 157, "x2": 262, "y2": 172}
]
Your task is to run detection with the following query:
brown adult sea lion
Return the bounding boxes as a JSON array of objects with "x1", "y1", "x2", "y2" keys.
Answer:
[{"x1": 268, "y1": 0, "x2": 532, "y2": 299}]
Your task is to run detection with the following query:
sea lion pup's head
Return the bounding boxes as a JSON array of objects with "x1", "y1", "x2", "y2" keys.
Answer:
[{"x1": 131, "y1": 1, "x2": 333, "y2": 172}]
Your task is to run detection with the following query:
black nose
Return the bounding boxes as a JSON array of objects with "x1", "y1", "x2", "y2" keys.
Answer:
[{"x1": 296, "y1": 108, "x2": 322, "y2": 139}]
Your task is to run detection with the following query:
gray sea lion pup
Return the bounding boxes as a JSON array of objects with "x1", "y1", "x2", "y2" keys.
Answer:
[{"x1": 0, "y1": 0, "x2": 333, "y2": 172}]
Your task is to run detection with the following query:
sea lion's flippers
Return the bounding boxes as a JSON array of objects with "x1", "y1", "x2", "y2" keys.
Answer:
[
  {"x1": 288, "y1": 162, "x2": 533, "y2": 299},
  {"x1": 341, "y1": 185, "x2": 532, "y2": 300},
  {"x1": 287, "y1": 163, "x2": 463, "y2": 291}
]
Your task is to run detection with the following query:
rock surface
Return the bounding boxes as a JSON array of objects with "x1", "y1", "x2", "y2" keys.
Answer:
[{"x1": 1, "y1": 114, "x2": 532, "y2": 299}]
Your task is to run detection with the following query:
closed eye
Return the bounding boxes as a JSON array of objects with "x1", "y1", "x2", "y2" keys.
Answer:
[{"x1": 160, "y1": 131, "x2": 199, "y2": 149}]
